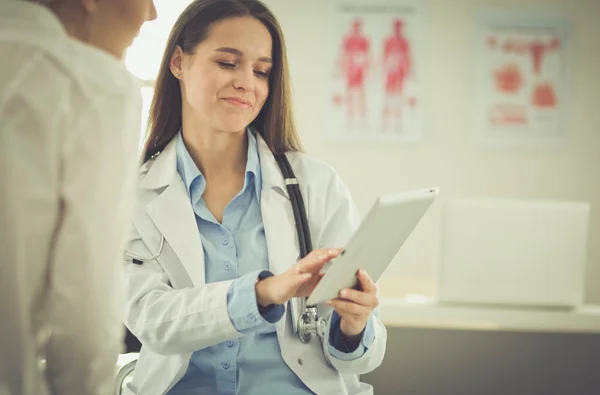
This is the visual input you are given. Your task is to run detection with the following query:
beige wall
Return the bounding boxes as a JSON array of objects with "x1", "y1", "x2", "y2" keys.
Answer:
[{"x1": 262, "y1": 0, "x2": 600, "y2": 303}]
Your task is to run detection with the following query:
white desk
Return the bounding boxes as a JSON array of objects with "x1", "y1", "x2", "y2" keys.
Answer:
[{"x1": 379, "y1": 297, "x2": 600, "y2": 334}]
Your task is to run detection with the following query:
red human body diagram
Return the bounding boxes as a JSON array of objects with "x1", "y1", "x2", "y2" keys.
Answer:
[
  {"x1": 383, "y1": 19, "x2": 411, "y2": 95},
  {"x1": 328, "y1": 9, "x2": 423, "y2": 140},
  {"x1": 335, "y1": 19, "x2": 370, "y2": 119},
  {"x1": 381, "y1": 19, "x2": 415, "y2": 122},
  {"x1": 342, "y1": 22, "x2": 370, "y2": 88}
]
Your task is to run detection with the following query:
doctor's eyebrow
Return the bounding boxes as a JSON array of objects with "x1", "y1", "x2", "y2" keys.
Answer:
[{"x1": 214, "y1": 47, "x2": 272, "y2": 63}]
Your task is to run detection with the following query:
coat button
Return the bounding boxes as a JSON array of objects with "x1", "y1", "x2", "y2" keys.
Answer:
[{"x1": 298, "y1": 358, "x2": 303, "y2": 365}]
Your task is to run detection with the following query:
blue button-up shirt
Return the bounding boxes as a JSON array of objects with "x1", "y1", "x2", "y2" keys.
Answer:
[{"x1": 168, "y1": 130, "x2": 374, "y2": 395}]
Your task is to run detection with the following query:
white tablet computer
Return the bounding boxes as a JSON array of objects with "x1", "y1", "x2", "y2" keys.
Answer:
[{"x1": 306, "y1": 187, "x2": 439, "y2": 306}]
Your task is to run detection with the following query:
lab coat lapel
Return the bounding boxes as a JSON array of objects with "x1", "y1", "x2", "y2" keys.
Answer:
[
  {"x1": 142, "y1": 139, "x2": 206, "y2": 287},
  {"x1": 261, "y1": 188, "x2": 299, "y2": 275},
  {"x1": 257, "y1": 133, "x2": 302, "y2": 338},
  {"x1": 257, "y1": 133, "x2": 300, "y2": 276}
]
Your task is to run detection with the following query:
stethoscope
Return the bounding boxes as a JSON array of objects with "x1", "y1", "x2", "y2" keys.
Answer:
[
  {"x1": 273, "y1": 153, "x2": 328, "y2": 343},
  {"x1": 124, "y1": 151, "x2": 326, "y2": 343}
]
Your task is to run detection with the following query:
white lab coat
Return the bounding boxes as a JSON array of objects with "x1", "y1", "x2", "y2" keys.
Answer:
[
  {"x1": 0, "y1": 2, "x2": 142, "y2": 395},
  {"x1": 123, "y1": 134, "x2": 387, "y2": 395}
]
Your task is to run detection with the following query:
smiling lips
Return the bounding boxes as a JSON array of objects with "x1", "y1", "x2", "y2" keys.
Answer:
[{"x1": 223, "y1": 97, "x2": 252, "y2": 109}]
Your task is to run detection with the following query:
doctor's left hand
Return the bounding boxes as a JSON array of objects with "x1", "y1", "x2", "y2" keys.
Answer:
[{"x1": 326, "y1": 269, "x2": 379, "y2": 338}]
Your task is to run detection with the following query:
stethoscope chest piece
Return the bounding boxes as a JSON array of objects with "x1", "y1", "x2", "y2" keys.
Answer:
[{"x1": 297, "y1": 305, "x2": 328, "y2": 343}]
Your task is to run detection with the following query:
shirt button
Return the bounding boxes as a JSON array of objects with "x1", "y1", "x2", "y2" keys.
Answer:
[
  {"x1": 298, "y1": 358, "x2": 304, "y2": 366},
  {"x1": 222, "y1": 238, "x2": 229, "y2": 246},
  {"x1": 224, "y1": 263, "x2": 231, "y2": 271},
  {"x1": 221, "y1": 362, "x2": 230, "y2": 370},
  {"x1": 247, "y1": 314, "x2": 256, "y2": 323},
  {"x1": 227, "y1": 340, "x2": 235, "y2": 347}
]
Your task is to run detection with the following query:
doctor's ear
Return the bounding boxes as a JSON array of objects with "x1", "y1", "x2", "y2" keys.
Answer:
[{"x1": 170, "y1": 46, "x2": 184, "y2": 80}]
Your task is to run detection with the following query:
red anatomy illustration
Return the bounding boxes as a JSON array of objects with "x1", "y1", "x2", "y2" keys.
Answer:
[
  {"x1": 495, "y1": 63, "x2": 524, "y2": 94},
  {"x1": 382, "y1": 19, "x2": 412, "y2": 120},
  {"x1": 499, "y1": 36, "x2": 561, "y2": 108},
  {"x1": 335, "y1": 18, "x2": 370, "y2": 119},
  {"x1": 529, "y1": 38, "x2": 560, "y2": 108}
]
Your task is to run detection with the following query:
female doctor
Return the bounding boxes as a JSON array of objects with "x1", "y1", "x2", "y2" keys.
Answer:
[{"x1": 123, "y1": 0, "x2": 387, "y2": 394}]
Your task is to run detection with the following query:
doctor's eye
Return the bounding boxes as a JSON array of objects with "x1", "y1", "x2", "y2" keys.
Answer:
[
  {"x1": 254, "y1": 70, "x2": 269, "y2": 79},
  {"x1": 217, "y1": 61, "x2": 236, "y2": 69}
]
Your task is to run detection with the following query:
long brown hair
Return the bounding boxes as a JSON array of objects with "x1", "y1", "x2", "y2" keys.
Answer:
[{"x1": 143, "y1": 0, "x2": 301, "y2": 162}]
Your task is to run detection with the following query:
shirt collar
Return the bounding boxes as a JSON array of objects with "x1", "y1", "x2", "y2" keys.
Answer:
[
  {"x1": 175, "y1": 129, "x2": 262, "y2": 202},
  {"x1": 0, "y1": 1, "x2": 139, "y2": 96},
  {"x1": 175, "y1": 131, "x2": 202, "y2": 198},
  {"x1": 0, "y1": 1, "x2": 66, "y2": 36}
]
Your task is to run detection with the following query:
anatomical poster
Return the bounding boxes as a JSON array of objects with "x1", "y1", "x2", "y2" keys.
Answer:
[
  {"x1": 474, "y1": 15, "x2": 569, "y2": 146},
  {"x1": 326, "y1": 3, "x2": 424, "y2": 141}
]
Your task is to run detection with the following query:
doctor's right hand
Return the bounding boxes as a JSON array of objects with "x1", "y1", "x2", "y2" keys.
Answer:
[{"x1": 255, "y1": 248, "x2": 342, "y2": 308}]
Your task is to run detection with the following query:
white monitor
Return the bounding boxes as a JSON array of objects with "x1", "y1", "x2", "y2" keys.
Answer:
[{"x1": 438, "y1": 198, "x2": 590, "y2": 308}]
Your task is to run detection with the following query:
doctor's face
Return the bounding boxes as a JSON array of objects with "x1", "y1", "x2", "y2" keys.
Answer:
[{"x1": 173, "y1": 16, "x2": 273, "y2": 135}]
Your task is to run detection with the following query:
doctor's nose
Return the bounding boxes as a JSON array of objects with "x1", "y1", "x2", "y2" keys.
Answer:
[{"x1": 232, "y1": 68, "x2": 255, "y2": 92}]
